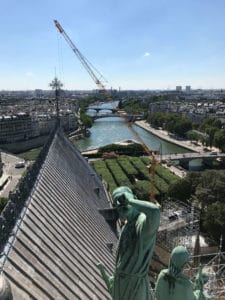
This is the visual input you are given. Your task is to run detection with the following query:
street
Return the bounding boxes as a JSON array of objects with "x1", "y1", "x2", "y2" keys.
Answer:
[{"x1": 0, "y1": 152, "x2": 29, "y2": 198}]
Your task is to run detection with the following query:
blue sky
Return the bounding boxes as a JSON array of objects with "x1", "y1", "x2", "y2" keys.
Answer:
[{"x1": 1, "y1": 0, "x2": 225, "y2": 90}]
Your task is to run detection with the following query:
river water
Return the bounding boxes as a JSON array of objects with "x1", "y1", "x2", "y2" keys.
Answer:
[{"x1": 74, "y1": 116, "x2": 189, "y2": 155}]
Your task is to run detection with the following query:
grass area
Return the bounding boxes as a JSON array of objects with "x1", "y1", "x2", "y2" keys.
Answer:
[
  {"x1": 17, "y1": 147, "x2": 42, "y2": 161},
  {"x1": 91, "y1": 155, "x2": 179, "y2": 202}
]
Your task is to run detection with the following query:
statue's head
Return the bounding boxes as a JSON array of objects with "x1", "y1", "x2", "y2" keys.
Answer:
[
  {"x1": 0, "y1": 272, "x2": 13, "y2": 300},
  {"x1": 112, "y1": 187, "x2": 137, "y2": 222},
  {"x1": 112, "y1": 186, "x2": 133, "y2": 206},
  {"x1": 169, "y1": 246, "x2": 189, "y2": 277}
]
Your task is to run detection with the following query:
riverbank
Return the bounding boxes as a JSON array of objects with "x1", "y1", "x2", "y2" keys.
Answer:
[{"x1": 135, "y1": 120, "x2": 212, "y2": 153}]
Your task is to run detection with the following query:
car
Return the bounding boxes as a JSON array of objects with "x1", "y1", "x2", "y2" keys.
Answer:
[
  {"x1": 168, "y1": 213, "x2": 179, "y2": 221},
  {"x1": 15, "y1": 161, "x2": 25, "y2": 168},
  {"x1": 210, "y1": 151, "x2": 217, "y2": 155}
]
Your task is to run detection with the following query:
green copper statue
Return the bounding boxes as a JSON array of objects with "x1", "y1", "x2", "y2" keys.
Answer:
[
  {"x1": 97, "y1": 186, "x2": 160, "y2": 300},
  {"x1": 155, "y1": 246, "x2": 210, "y2": 300}
]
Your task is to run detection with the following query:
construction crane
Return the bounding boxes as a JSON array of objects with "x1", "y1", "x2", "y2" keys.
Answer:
[
  {"x1": 54, "y1": 20, "x2": 111, "y2": 101},
  {"x1": 54, "y1": 20, "x2": 158, "y2": 204}
]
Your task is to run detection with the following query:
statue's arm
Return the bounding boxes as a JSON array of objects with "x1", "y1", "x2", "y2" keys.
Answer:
[{"x1": 129, "y1": 198, "x2": 160, "y2": 229}]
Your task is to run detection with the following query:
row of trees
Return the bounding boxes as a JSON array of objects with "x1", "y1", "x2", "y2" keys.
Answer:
[
  {"x1": 198, "y1": 117, "x2": 225, "y2": 151},
  {"x1": 120, "y1": 96, "x2": 225, "y2": 151},
  {"x1": 146, "y1": 111, "x2": 225, "y2": 152},
  {"x1": 168, "y1": 170, "x2": 225, "y2": 249},
  {"x1": 146, "y1": 112, "x2": 192, "y2": 138}
]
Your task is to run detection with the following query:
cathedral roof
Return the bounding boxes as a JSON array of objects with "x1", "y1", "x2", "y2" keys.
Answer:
[{"x1": 1, "y1": 128, "x2": 117, "y2": 299}]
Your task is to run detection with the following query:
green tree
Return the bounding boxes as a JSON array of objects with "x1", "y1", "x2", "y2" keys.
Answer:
[
  {"x1": 214, "y1": 129, "x2": 225, "y2": 152},
  {"x1": 168, "y1": 178, "x2": 193, "y2": 202},
  {"x1": 80, "y1": 113, "x2": 93, "y2": 128},
  {"x1": 202, "y1": 201, "x2": 225, "y2": 248}
]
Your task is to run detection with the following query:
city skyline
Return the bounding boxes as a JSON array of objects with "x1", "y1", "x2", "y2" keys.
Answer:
[{"x1": 1, "y1": 0, "x2": 225, "y2": 91}]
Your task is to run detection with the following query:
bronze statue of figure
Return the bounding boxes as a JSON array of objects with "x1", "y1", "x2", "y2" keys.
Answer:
[
  {"x1": 155, "y1": 246, "x2": 210, "y2": 300},
  {"x1": 97, "y1": 186, "x2": 160, "y2": 300}
]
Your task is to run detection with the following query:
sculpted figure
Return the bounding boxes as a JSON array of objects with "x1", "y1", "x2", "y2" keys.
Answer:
[
  {"x1": 193, "y1": 265, "x2": 211, "y2": 300},
  {"x1": 155, "y1": 246, "x2": 210, "y2": 300},
  {"x1": 0, "y1": 272, "x2": 13, "y2": 300},
  {"x1": 97, "y1": 186, "x2": 160, "y2": 300}
]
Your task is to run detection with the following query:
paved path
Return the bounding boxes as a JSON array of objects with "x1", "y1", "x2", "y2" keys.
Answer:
[
  {"x1": 135, "y1": 120, "x2": 219, "y2": 153},
  {"x1": 0, "y1": 152, "x2": 29, "y2": 198}
]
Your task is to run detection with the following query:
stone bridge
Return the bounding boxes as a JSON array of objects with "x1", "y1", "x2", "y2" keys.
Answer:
[
  {"x1": 159, "y1": 152, "x2": 225, "y2": 161},
  {"x1": 89, "y1": 112, "x2": 144, "y2": 121},
  {"x1": 87, "y1": 106, "x2": 118, "y2": 113},
  {"x1": 158, "y1": 152, "x2": 225, "y2": 170}
]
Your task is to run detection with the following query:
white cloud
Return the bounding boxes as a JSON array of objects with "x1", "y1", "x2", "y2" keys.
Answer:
[{"x1": 143, "y1": 52, "x2": 150, "y2": 57}]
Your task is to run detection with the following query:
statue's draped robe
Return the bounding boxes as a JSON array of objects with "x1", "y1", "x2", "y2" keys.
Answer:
[
  {"x1": 155, "y1": 269, "x2": 196, "y2": 300},
  {"x1": 155, "y1": 246, "x2": 208, "y2": 300},
  {"x1": 112, "y1": 200, "x2": 160, "y2": 300}
]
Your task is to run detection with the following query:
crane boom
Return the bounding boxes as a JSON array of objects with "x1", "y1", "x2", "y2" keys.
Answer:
[
  {"x1": 54, "y1": 19, "x2": 158, "y2": 204},
  {"x1": 54, "y1": 20, "x2": 109, "y2": 98}
]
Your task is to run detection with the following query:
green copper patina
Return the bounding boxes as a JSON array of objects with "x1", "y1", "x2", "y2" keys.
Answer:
[
  {"x1": 194, "y1": 265, "x2": 211, "y2": 300},
  {"x1": 97, "y1": 186, "x2": 160, "y2": 300},
  {"x1": 155, "y1": 246, "x2": 210, "y2": 300}
]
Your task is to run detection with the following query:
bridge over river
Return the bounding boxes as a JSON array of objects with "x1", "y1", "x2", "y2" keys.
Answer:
[
  {"x1": 88, "y1": 106, "x2": 118, "y2": 114},
  {"x1": 158, "y1": 151, "x2": 225, "y2": 170},
  {"x1": 88, "y1": 111, "x2": 144, "y2": 121},
  {"x1": 159, "y1": 152, "x2": 225, "y2": 161}
]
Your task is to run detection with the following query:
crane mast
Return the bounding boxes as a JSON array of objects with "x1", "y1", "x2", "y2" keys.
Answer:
[{"x1": 54, "y1": 20, "x2": 110, "y2": 99}]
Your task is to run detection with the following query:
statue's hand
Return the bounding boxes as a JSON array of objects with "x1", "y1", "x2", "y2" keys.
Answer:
[
  {"x1": 97, "y1": 263, "x2": 105, "y2": 272},
  {"x1": 116, "y1": 193, "x2": 129, "y2": 207}
]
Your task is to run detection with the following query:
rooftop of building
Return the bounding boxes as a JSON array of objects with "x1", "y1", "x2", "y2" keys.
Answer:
[{"x1": 0, "y1": 127, "x2": 117, "y2": 299}]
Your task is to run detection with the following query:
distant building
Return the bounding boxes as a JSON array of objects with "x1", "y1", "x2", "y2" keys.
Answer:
[
  {"x1": 176, "y1": 86, "x2": 182, "y2": 92},
  {"x1": 185, "y1": 86, "x2": 191, "y2": 92},
  {"x1": 0, "y1": 113, "x2": 39, "y2": 144}
]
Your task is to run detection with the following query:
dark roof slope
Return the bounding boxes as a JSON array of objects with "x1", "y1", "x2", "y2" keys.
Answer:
[{"x1": 2, "y1": 129, "x2": 117, "y2": 299}]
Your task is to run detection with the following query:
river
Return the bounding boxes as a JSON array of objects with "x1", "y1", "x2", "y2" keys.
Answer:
[{"x1": 74, "y1": 116, "x2": 189, "y2": 155}]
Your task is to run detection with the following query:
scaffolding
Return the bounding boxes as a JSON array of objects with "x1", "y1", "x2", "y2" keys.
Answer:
[
  {"x1": 185, "y1": 237, "x2": 225, "y2": 299},
  {"x1": 156, "y1": 199, "x2": 225, "y2": 299},
  {"x1": 157, "y1": 199, "x2": 200, "y2": 253}
]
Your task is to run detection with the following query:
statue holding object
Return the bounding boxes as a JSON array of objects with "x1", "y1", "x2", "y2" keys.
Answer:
[{"x1": 97, "y1": 186, "x2": 160, "y2": 300}]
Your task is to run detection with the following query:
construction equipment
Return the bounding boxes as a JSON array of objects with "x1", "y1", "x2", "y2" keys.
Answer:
[
  {"x1": 54, "y1": 20, "x2": 158, "y2": 204},
  {"x1": 54, "y1": 20, "x2": 111, "y2": 101}
]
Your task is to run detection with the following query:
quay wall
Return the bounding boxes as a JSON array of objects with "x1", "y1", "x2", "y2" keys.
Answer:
[{"x1": 0, "y1": 135, "x2": 49, "y2": 154}]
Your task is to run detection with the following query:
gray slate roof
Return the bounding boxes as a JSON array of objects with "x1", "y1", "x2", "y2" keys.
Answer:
[{"x1": 2, "y1": 129, "x2": 117, "y2": 299}]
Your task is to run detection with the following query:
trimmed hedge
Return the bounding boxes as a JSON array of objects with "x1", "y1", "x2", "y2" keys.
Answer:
[
  {"x1": 105, "y1": 159, "x2": 132, "y2": 188},
  {"x1": 91, "y1": 155, "x2": 179, "y2": 200},
  {"x1": 155, "y1": 164, "x2": 178, "y2": 185},
  {"x1": 130, "y1": 157, "x2": 150, "y2": 180},
  {"x1": 134, "y1": 180, "x2": 160, "y2": 202},
  {"x1": 92, "y1": 160, "x2": 117, "y2": 193},
  {"x1": 98, "y1": 143, "x2": 146, "y2": 156},
  {"x1": 117, "y1": 156, "x2": 138, "y2": 183}
]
